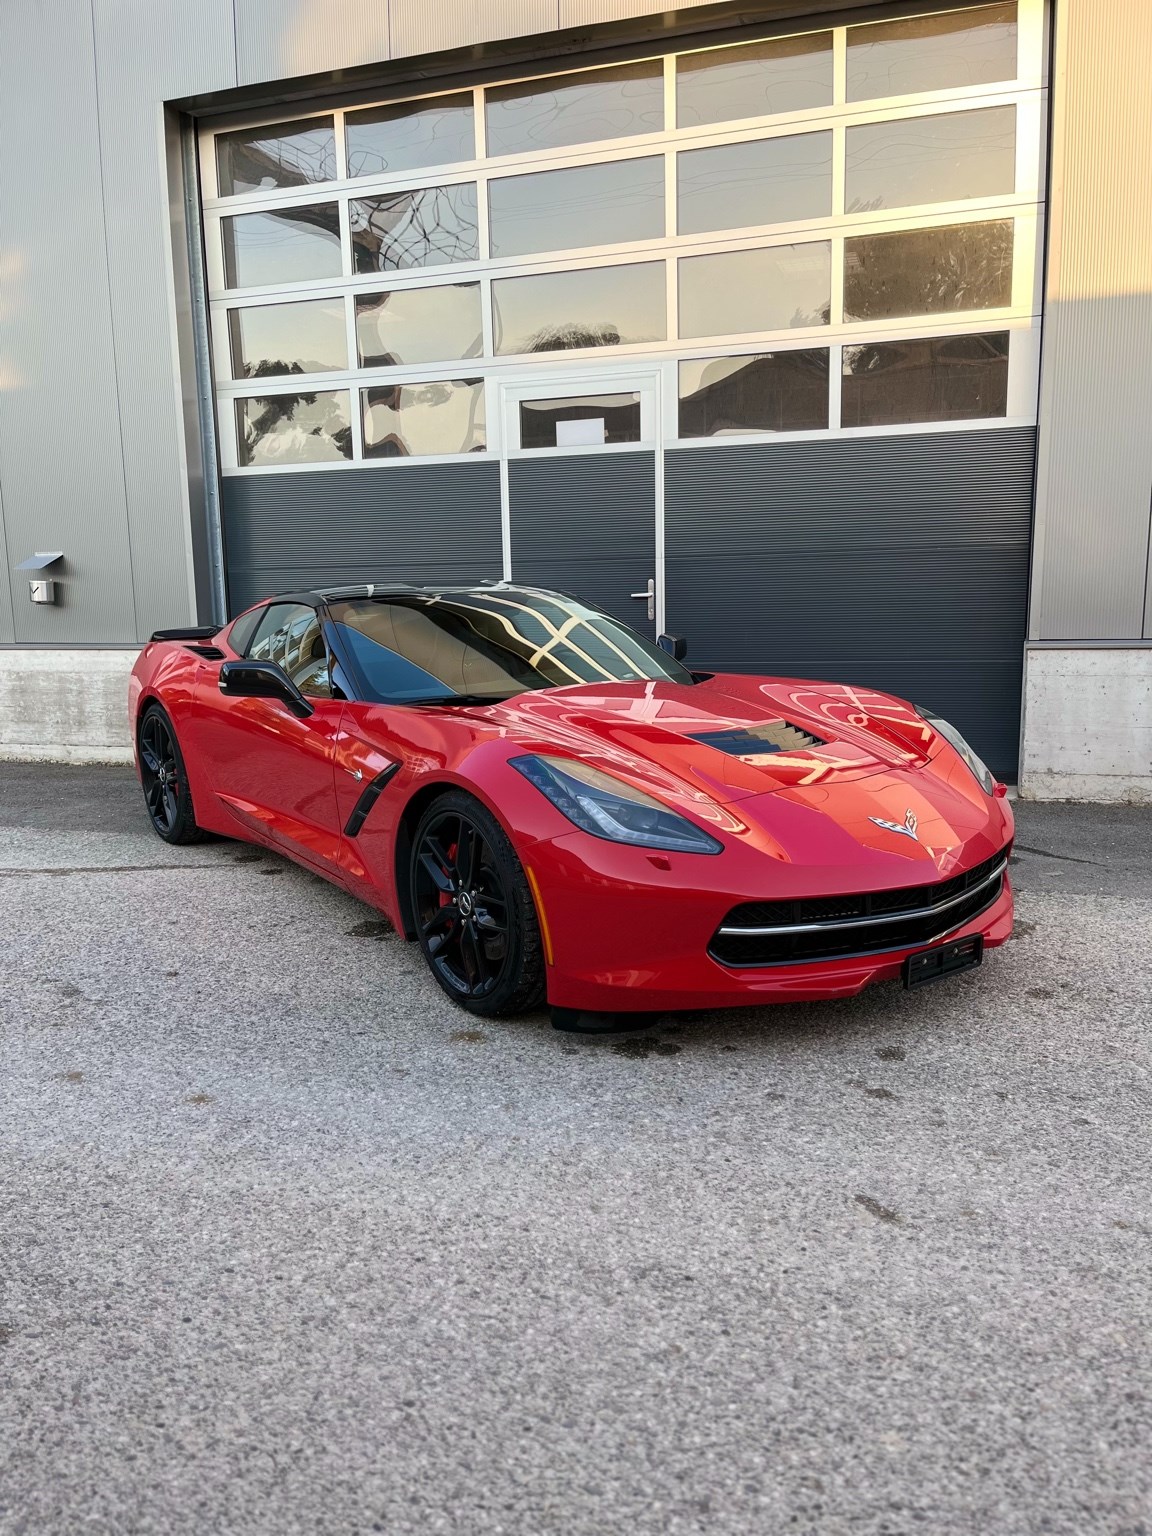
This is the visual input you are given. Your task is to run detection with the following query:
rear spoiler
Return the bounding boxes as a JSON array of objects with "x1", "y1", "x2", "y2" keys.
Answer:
[{"x1": 149, "y1": 625, "x2": 221, "y2": 642}]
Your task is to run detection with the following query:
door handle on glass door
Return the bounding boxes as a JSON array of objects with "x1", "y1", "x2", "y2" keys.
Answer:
[{"x1": 630, "y1": 578, "x2": 655, "y2": 622}]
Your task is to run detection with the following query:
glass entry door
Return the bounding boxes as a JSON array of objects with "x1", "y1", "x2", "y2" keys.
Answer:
[{"x1": 500, "y1": 370, "x2": 663, "y2": 635}]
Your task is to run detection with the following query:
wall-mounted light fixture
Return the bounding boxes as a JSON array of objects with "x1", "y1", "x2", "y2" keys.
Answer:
[{"x1": 16, "y1": 551, "x2": 64, "y2": 604}]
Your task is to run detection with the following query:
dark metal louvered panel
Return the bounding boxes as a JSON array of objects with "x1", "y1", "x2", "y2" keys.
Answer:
[
  {"x1": 665, "y1": 427, "x2": 1036, "y2": 779},
  {"x1": 508, "y1": 451, "x2": 656, "y2": 631},
  {"x1": 221, "y1": 462, "x2": 503, "y2": 615}
]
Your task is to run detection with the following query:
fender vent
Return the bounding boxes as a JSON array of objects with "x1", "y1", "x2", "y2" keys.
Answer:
[{"x1": 185, "y1": 643, "x2": 226, "y2": 660}]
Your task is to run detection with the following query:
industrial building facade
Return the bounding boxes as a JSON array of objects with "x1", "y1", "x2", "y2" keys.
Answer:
[{"x1": 0, "y1": 0, "x2": 1149, "y2": 798}]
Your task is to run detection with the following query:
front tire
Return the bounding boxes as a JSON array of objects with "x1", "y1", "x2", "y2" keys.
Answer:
[
  {"x1": 137, "y1": 703, "x2": 206, "y2": 845},
  {"x1": 410, "y1": 791, "x2": 546, "y2": 1017}
]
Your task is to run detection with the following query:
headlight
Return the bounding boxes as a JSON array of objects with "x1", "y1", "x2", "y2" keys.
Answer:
[
  {"x1": 512, "y1": 754, "x2": 724, "y2": 854},
  {"x1": 918, "y1": 710, "x2": 996, "y2": 795}
]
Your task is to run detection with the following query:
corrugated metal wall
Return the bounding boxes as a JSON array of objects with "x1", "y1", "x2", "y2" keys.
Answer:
[
  {"x1": 1031, "y1": 0, "x2": 1152, "y2": 641},
  {"x1": 220, "y1": 462, "x2": 504, "y2": 613}
]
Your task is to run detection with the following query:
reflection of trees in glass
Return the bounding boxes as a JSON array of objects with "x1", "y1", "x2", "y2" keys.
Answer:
[
  {"x1": 362, "y1": 380, "x2": 485, "y2": 458},
  {"x1": 217, "y1": 122, "x2": 336, "y2": 196},
  {"x1": 680, "y1": 351, "x2": 829, "y2": 436},
  {"x1": 350, "y1": 186, "x2": 479, "y2": 272},
  {"x1": 842, "y1": 332, "x2": 1009, "y2": 427},
  {"x1": 526, "y1": 322, "x2": 622, "y2": 352},
  {"x1": 346, "y1": 96, "x2": 475, "y2": 178},
  {"x1": 238, "y1": 391, "x2": 352, "y2": 464},
  {"x1": 844, "y1": 222, "x2": 1013, "y2": 321}
]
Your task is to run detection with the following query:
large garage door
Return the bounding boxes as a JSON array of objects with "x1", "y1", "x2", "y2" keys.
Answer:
[{"x1": 202, "y1": 0, "x2": 1047, "y2": 775}]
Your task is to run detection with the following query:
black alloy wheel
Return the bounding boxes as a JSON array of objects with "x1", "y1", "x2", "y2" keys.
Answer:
[
  {"x1": 411, "y1": 791, "x2": 545, "y2": 1017},
  {"x1": 137, "y1": 703, "x2": 206, "y2": 845}
]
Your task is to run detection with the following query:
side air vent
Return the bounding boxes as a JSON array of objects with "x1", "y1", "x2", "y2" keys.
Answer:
[
  {"x1": 185, "y1": 644, "x2": 227, "y2": 660},
  {"x1": 691, "y1": 721, "x2": 827, "y2": 757}
]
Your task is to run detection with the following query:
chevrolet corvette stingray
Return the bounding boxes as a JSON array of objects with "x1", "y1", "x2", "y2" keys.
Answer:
[{"x1": 129, "y1": 584, "x2": 1014, "y2": 1028}]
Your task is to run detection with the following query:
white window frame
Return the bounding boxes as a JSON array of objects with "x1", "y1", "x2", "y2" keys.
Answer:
[{"x1": 201, "y1": 0, "x2": 1048, "y2": 477}]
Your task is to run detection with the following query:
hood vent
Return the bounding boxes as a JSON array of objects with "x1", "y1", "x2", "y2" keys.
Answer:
[{"x1": 690, "y1": 721, "x2": 827, "y2": 758}]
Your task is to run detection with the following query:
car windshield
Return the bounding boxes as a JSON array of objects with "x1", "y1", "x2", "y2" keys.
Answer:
[{"x1": 327, "y1": 588, "x2": 695, "y2": 704}]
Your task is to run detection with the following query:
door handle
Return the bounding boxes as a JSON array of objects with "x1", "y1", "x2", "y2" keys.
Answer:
[{"x1": 630, "y1": 577, "x2": 655, "y2": 622}]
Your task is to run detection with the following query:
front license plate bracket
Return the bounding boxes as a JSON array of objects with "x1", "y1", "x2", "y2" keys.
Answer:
[{"x1": 903, "y1": 933, "x2": 984, "y2": 990}]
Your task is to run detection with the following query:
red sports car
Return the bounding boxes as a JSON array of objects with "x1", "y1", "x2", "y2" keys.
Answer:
[{"x1": 130, "y1": 584, "x2": 1013, "y2": 1030}]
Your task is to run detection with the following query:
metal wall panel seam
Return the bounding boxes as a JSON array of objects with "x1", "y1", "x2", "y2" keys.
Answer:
[
  {"x1": 89, "y1": 0, "x2": 140, "y2": 644},
  {"x1": 389, "y1": 0, "x2": 560, "y2": 62},
  {"x1": 90, "y1": 0, "x2": 238, "y2": 640},
  {"x1": 235, "y1": 0, "x2": 393, "y2": 86},
  {"x1": 0, "y1": 471, "x2": 15, "y2": 646}
]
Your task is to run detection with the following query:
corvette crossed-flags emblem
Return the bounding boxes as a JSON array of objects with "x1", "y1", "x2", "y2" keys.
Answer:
[{"x1": 869, "y1": 808, "x2": 920, "y2": 842}]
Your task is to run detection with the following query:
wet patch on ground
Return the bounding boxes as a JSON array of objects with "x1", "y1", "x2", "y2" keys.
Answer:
[
  {"x1": 855, "y1": 1194, "x2": 901, "y2": 1224},
  {"x1": 610, "y1": 1038, "x2": 682, "y2": 1059},
  {"x1": 346, "y1": 919, "x2": 394, "y2": 940}
]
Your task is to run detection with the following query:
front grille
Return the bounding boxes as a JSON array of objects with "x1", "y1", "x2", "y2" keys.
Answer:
[{"x1": 710, "y1": 848, "x2": 1009, "y2": 968}]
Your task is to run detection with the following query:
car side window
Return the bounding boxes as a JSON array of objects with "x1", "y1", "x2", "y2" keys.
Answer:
[
  {"x1": 245, "y1": 602, "x2": 334, "y2": 699},
  {"x1": 226, "y1": 605, "x2": 266, "y2": 656}
]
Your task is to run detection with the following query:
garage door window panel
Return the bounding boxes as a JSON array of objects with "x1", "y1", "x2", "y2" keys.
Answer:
[
  {"x1": 361, "y1": 379, "x2": 486, "y2": 458},
  {"x1": 679, "y1": 351, "x2": 830, "y2": 436},
  {"x1": 847, "y1": 5, "x2": 1018, "y2": 102},
  {"x1": 841, "y1": 331, "x2": 1010, "y2": 427},
  {"x1": 676, "y1": 33, "x2": 833, "y2": 128},
  {"x1": 844, "y1": 220, "x2": 1014, "y2": 322},
  {"x1": 846, "y1": 106, "x2": 1017, "y2": 213},
  {"x1": 485, "y1": 61, "x2": 664, "y2": 158},
  {"x1": 228, "y1": 298, "x2": 348, "y2": 379},
  {"x1": 350, "y1": 185, "x2": 479, "y2": 273},
  {"x1": 355, "y1": 285, "x2": 483, "y2": 368},
  {"x1": 346, "y1": 94, "x2": 475, "y2": 178},
  {"x1": 236, "y1": 391, "x2": 352, "y2": 466},
  {"x1": 222, "y1": 205, "x2": 343, "y2": 290},
  {"x1": 489, "y1": 158, "x2": 665, "y2": 259},
  {"x1": 493, "y1": 264, "x2": 667, "y2": 355},
  {"x1": 679, "y1": 243, "x2": 831, "y2": 339},
  {"x1": 216, "y1": 117, "x2": 336, "y2": 198},
  {"x1": 677, "y1": 132, "x2": 833, "y2": 236}
]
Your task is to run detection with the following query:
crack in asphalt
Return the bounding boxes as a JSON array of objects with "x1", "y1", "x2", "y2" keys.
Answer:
[{"x1": 1013, "y1": 844, "x2": 1104, "y2": 867}]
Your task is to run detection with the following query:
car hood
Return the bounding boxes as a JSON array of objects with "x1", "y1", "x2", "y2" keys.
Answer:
[{"x1": 481, "y1": 674, "x2": 1005, "y2": 876}]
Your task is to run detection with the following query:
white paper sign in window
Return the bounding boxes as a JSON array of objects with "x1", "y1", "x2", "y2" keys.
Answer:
[{"x1": 556, "y1": 417, "x2": 607, "y2": 447}]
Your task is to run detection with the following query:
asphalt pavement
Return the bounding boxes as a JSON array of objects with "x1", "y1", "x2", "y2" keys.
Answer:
[{"x1": 2, "y1": 763, "x2": 1150, "y2": 1536}]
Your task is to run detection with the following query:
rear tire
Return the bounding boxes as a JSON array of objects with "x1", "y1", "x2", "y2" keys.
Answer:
[
  {"x1": 410, "y1": 790, "x2": 546, "y2": 1017},
  {"x1": 137, "y1": 702, "x2": 207, "y2": 845}
]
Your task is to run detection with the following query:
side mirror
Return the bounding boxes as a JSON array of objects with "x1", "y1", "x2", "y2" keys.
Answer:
[
  {"x1": 219, "y1": 659, "x2": 314, "y2": 719},
  {"x1": 658, "y1": 633, "x2": 688, "y2": 662}
]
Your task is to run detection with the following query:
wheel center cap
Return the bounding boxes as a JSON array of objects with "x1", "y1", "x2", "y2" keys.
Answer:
[{"x1": 457, "y1": 890, "x2": 475, "y2": 918}]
